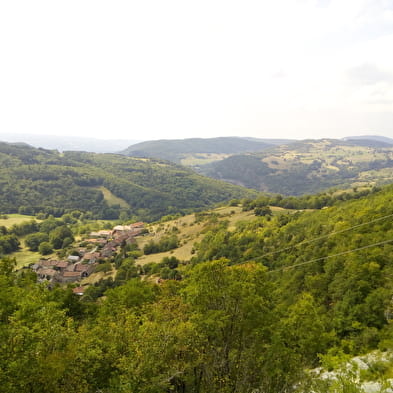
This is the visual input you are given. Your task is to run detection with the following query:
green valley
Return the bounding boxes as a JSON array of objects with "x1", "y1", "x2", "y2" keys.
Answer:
[
  {"x1": 201, "y1": 139, "x2": 393, "y2": 195},
  {"x1": 0, "y1": 142, "x2": 256, "y2": 221},
  {"x1": 3, "y1": 138, "x2": 393, "y2": 392},
  {"x1": 3, "y1": 0, "x2": 393, "y2": 390},
  {"x1": 121, "y1": 137, "x2": 393, "y2": 197}
]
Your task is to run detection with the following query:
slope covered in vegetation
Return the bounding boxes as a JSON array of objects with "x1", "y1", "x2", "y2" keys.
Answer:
[
  {"x1": 201, "y1": 139, "x2": 393, "y2": 195},
  {"x1": 0, "y1": 142, "x2": 256, "y2": 221},
  {"x1": 193, "y1": 184, "x2": 393, "y2": 355},
  {"x1": 2, "y1": 184, "x2": 393, "y2": 391}
]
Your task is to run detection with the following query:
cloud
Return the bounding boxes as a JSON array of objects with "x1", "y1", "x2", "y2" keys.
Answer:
[
  {"x1": 367, "y1": 86, "x2": 393, "y2": 106},
  {"x1": 0, "y1": 0, "x2": 392, "y2": 140},
  {"x1": 346, "y1": 63, "x2": 393, "y2": 108},
  {"x1": 296, "y1": 0, "x2": 331, "y2": 8},
  {"x1": 347, "y1": 63, "x2": 393, "y2": 85},
  {"x1": 272, "y1": 70, "x2": 287, "y2": 79}
]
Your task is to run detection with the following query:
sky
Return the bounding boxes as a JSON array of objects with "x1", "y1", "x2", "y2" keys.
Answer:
[{"x1": 1, "y1": 0, "x2": 393, "y2": 141}]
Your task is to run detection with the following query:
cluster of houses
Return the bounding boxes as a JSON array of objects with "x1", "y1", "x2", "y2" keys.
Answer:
[
  {"x1": 30, "y1": 222, "x2": 145, "y2": 289},
  {"x1": 31, "y1": 257, "x2": 96, "y2": 284}
]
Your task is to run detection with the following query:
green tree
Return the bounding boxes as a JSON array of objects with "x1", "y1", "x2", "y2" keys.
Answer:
[
  {"x1": 254, "y1": 205, "x2": 272, "y2": 216},
  {"x1": 25, "y1": 232, "x2": 49, "y2": 251},
  {"x1": 281, "y1": 293, "x2": 334, "y2": 366},
  {"x1": 182, "y1": 259, "x2": 303, "y2": 392},
  {"x1": 39, "y1": 242, "x2": 53, "y2": 255},
  {"x1": 0, "y1": 234, "x2": 20, "y2": 254},
  {"x1": 49, "y1": 226, "x2": 74, "y2": 249},
  {"x1": 115, "y1": 258, "x2": 139, "y2": 282},
  {"x1": 0, "y1": 258, "x2": 87, "y2": 392}
]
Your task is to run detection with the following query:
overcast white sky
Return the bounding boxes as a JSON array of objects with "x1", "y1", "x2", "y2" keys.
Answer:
[{"x1": 1, "y1": 0, "x2": 393, "y2": 141}]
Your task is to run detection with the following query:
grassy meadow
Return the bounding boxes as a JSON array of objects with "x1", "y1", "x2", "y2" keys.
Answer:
[
  {"x1": 96, "y1": 186, "x2": 130, "y2": 208},
  {"x1": 0, "y1": 214, "x2": 37, "y2": 228}
]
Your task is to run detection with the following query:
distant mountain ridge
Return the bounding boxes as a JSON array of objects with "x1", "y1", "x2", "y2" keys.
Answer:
[
  {"x1": 342, "y1": 135, "x2": 393, "y2": 145},
  {"x1": 201, "y1": 138, "x2": 393, "y2": 195},
  {"x1": 121, "y1": 135, "x2": 393, "y2": 167},
  {"x1": 0, "y1": 133, "x2": 140, "y2": 153},
  {"x1": 120, "y1": 136, "x2": 295, "y2": 164}
]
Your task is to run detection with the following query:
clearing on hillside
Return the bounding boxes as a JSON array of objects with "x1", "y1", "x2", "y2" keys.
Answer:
[
  {"x1": 0, "y1": 214, "x2": 37, "y2": 228},
  {"x1": 135, "y1": 204, "x2": 296, "y2": 265},
  {"x1": 96, "y1": 186, "x2": 130, "y2": 208}
]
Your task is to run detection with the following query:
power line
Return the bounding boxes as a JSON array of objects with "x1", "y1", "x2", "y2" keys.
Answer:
[
  {"x1": 266, "y1": 238, "x2": 393, "y2": 274},
  {"x1": 196, "y1": 212, "x2": 393, "y2": 275},
  {"x1": 195, "y1": 238, "x2": 393, "y2": 277},
  {"x1": 257, "y1": 212, "x2": 393, "y2": 260}
]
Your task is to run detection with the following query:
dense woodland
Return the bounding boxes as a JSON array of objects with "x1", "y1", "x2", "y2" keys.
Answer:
[
  {"x1": 2, "y1": 181, "x2": 393, "y2": 391},
  {"x1": 0, "y1": 142, "x2": 255, "y2": 221},
  {"x1": 194, "y1": 185, "x2": 393, "y2": 353}
]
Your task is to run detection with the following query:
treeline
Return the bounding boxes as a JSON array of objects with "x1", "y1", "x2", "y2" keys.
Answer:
[
  {"x1": 238, "y1": 186, "x2": 377, "y2": 211},
  {"x1": 143, "y1": 234, "x2": 179, "y2": 254}
]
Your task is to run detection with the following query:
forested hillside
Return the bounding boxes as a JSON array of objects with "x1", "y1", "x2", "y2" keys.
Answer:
[
  {"x1": 2, "y1": 184, "x2": 393, "y2": 391},
  {"x1": 201, "y1": 139, "x2": 393, "y2": 194},
  {"x1": 0, "y1": 142, "x2": 255, "y2": 221},
  {"x1": 193, "y1": 184, "x2": 393, "y2": 355}
]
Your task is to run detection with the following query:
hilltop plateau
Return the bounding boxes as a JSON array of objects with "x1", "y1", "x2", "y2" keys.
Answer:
[{"x1": 120, "y1": 136, "x2": 294, "y2": 165}]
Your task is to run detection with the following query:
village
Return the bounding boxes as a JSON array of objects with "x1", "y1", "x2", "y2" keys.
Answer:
[{"x1": 29, "y1": 222, "x2": 145, "y2": 294}]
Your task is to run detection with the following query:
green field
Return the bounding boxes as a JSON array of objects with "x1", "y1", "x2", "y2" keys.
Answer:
[
  {"x1": 0, "y1": 214, "x2": 46, "y2": 268},
  {"x1": 96, "y1": 186, "x2": 130, "y2": 208},
  {"x1": 81, "y1": 269, "x2": 116, "y2": 285},
  {"x1": 11, "y1": 248, "x2": 45, "y2": 269},
  {"x1": 10, "y1": 232, "x2": 56, "y2": 269},
  {"x1": 180, "y1": 153, "x2": 231, "y2": 166},
  {"x1": 0, "y1": 214, "x2": 37, "y2": 228}
]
